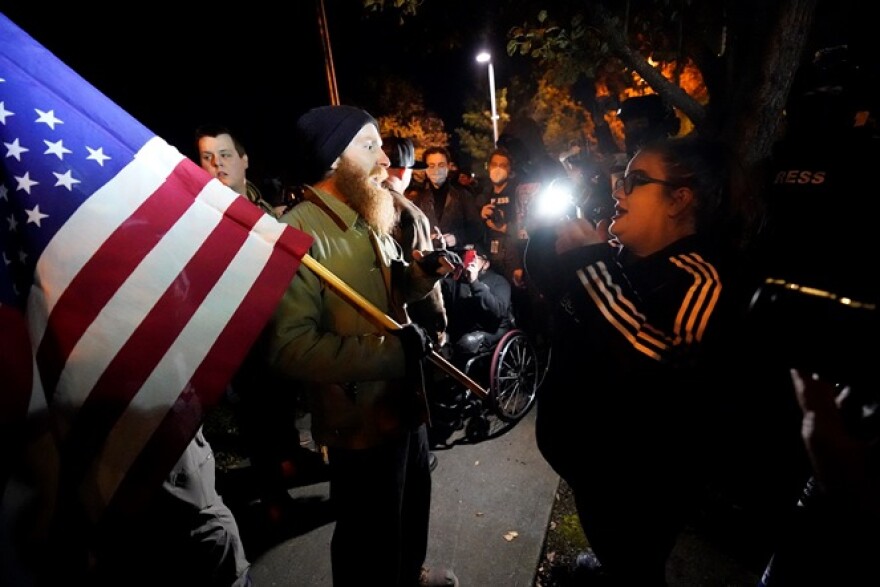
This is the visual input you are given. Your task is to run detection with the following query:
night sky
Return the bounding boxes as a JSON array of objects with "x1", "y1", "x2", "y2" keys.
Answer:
[
  {"x1": 3, "y1": 1, "x2": 872, "y2": 182},
  {"x1": 2, "y1": 2, "x2": 507, "y2": 182}
]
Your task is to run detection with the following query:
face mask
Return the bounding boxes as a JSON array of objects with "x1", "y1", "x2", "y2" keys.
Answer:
[
  {"x1": 489, "y1": 168, "x2": 509, "y2": 185},
  {"x1": 427, "y1": 168, "x2": 448, "y2": 186}
]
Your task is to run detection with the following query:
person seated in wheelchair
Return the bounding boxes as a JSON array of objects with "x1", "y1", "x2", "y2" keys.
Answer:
[{"x1": 439, "y1": 243, "x2": 515, "y2": 370}]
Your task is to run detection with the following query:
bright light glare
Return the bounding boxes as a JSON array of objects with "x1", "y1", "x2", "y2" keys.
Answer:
[
  {"x1": 535, "y1": 180, "x2": 574, "y2": 218},
  {"x1": 476, "y1": 52, "x2": 491, "y2": 63}
]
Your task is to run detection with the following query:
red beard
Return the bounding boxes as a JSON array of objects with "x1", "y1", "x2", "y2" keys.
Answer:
[{"x1": 335, "y1": 157, "x2": 396, "y2": 235}]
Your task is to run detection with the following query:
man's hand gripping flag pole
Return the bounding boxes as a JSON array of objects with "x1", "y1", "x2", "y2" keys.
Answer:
[{"x1": 300, "y1": 254, "x2": 488, "y2": 399}]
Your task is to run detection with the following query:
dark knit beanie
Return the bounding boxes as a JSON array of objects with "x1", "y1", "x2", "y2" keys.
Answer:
[{"x1": 294, "y1": 105, "x2": 378, "y2": 185}]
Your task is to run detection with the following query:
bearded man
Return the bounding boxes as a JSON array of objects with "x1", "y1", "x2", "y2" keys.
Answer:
[{"x1": 266, "y1": 105, "x2": 459, "y2": 587}]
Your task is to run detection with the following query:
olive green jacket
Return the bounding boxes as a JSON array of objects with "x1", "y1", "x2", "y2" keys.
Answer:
[{"x1": 268, "y1": 186, "x2": 439, "y2": 449}]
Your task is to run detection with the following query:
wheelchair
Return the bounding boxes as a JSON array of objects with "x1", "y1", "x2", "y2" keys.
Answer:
[{"x1": 427, "y1": 327, "x2": 551, "y2": 446}]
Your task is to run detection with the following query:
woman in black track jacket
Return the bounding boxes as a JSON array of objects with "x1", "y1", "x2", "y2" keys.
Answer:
[{"x1": 526, "y1": 135, "x2": 760, "y2": 586}]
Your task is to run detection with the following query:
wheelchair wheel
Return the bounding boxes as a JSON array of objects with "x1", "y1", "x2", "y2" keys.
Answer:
[{"x1": 488, "y1": 329, "x2": 539, "y2": 422}]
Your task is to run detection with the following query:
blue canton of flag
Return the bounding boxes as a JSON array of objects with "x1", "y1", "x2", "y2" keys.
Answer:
[{"x1": 0, "y1": 53, "x2": 140, "y2": 307}]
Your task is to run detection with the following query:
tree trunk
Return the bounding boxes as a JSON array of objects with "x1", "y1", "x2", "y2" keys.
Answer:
[
  {"x1": 597, "y1": 0, "x2": 818, "y2": 179},
  {"x1": 590, "y1": 2, "x2": 709, "y2": 128},
  {"x1": 726, "y1": 0, "x2": 818, "y2": 171}
]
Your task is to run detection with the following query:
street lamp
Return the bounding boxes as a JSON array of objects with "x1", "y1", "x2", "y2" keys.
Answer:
[{"x1": 476, "y1": 51, "x2": 499, "y2": 146}]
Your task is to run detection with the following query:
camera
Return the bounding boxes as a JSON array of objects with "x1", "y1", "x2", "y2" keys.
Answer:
[
  {"x1": 748, "y1": 278, "x2": 879, "y2": 441},
  {"x1": 488, "y1": 206, "x2": 505, "y2": 224},
  {"x1": 533, "y1": 177, "x2": 614, "y2": 227},
  {"x1": 533, "y1": 178, "x2": 581, "y2": 222}
]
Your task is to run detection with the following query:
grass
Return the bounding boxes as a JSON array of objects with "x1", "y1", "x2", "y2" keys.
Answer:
[{"x1": 535, "y1": 480, "x2": 587, "y2": 586}]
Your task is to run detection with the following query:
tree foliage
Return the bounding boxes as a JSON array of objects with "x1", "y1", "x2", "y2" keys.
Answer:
[
  {"x1": 362, "y1": 0, "x2": 424, "y2": 22},
  {"x1": 373, "y1": 74, "x2": 450, "y2": 159},
  {"x1": 456, "y1": 87, "x2": 510, "y2": 171},
  {"x1": 363, "y1": 0, "x2": 821, "y2": 176},
  {"x1": 529, "y1": 75, "x2": 594, "y2": 156},
  {"x1": 504, "y1": 0, "x2": 820, "y2": 171}
]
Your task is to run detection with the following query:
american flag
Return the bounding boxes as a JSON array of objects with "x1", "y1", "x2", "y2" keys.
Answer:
[{"x1": 0, "y1": 11, "x2": 312, "y2": 560}]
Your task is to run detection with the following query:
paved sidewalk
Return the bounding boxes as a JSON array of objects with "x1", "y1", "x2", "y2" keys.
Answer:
[
  {"x1": 246, "y1": 407, "x2": 559, "y2": 586},
  {"x1": 222, "y1": 404, "x2": 765, "y2": 587}
]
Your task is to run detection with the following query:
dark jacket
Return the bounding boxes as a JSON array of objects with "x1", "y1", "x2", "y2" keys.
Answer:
[
  {"x1": 527, "y1": 233, "x2": 735, "y2": 479},
  {"x1": 475, "y1": 182, "x2": 522, "y2": 283},
  {"x1": 391, "y1": 189, "x2": 448, "y2": 342},
  {"x1": 268, "y1": 187, "x2": 440, "y2": 449},
  {"x1": 441, "y1": 268, "x2": 513, "y2": 345},
  {"x1": 411, "y1": 181, "x2": 482, "y2": 250}
]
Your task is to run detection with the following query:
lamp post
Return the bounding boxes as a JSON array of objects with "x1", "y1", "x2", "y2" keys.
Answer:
[{"x1": 476, "y1": 51, "x2": 499, "y2": 146}]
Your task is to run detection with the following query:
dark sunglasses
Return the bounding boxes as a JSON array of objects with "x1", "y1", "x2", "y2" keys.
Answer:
[{"x1": 613, "y1": 172, "x2": 680, "y2": 195}]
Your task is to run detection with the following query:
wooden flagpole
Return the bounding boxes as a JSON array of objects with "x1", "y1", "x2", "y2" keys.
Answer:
[{"x1": 300, "y1": 254, "x2": 488, "y2": 399}]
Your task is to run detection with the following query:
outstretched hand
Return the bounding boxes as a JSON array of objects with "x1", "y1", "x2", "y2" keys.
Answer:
[
  {"x1": 430, "y1": 226, "x2": 457, "y2": 249},
  {"x1": 791, "y1": 368, "x2": 880, "y2": 517},
  {"x1": 791, "y1": 370, "x2": 860, "y2": 491},
  {"x1": 554, "y1": 217, "x2": 609, "y2": 254},
  {"x1": 413, "y1": 249, "x2": 464, "y2": 280}
]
